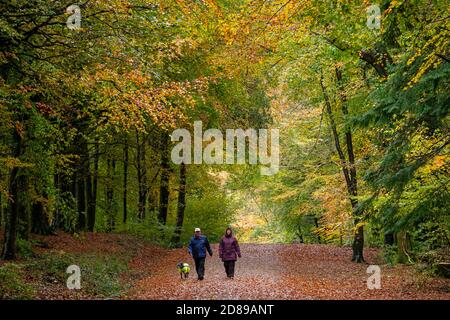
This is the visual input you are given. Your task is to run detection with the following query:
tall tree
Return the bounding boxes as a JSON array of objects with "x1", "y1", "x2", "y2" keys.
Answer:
[
  {"x1": 123, "y1": 136, "x2": 129, "y2": 224},
  {"x1": 2, "y1": 125, "x2": 23, "y2": 260},
  {"x1": 136, "y1": 132, "x2": 147, "y2": 221},
  {"x1": 171, "y1": 162, "x2": 187, "y2": 244},
  {"x1": 158, "y1": 134, "x2": 171, "y2": 225}
]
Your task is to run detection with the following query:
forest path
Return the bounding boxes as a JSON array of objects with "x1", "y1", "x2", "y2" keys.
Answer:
[{"x1": 127, "y1": 243, "x2": 449, "y2": 300}]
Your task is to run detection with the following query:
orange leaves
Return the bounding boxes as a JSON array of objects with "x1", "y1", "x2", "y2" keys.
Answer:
[
  {"x1": 74, "y1": 58, "x2": 212, "y2": 132},
  {"x1": 128, "y1": 241, "x2": 450, "y2": 300},
  {"x1": 419, "y1": 155, "x2": 450, "y2": 176},
  {"x1": 432, "y1": 155, "x2": 448, "y2": 169},
  {"x1": 6, "y1": 232, "x2": 450, "y2": 300}
]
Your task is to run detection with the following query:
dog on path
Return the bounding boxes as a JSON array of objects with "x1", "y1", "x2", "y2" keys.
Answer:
[{"x1": 177, "y1": 262, "x2": 190, "y2": 279}]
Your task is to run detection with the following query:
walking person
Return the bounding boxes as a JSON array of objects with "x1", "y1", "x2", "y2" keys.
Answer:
[
  {"x1": 219, "y1": 227, "x2": 241, "y2": 279},
  {"x1": 188, "y1": 228, "x2": 213, "y2": 280}
]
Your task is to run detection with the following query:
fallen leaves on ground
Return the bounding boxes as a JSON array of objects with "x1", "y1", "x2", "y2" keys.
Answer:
[
  {"x1": 1, "y1": 232, "x2": 449, "y2": 300},
  {"x1": 129, "y1": 242, "x2": 450, "y2": 300}
]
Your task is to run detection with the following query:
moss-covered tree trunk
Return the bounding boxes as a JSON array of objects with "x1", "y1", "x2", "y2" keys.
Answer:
[{"x1": 396, "y1": 231, "x2": 412, "y2": 264}]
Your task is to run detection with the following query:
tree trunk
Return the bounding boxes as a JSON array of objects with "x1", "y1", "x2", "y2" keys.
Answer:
[
  {"x1": 320, "y1": 74, "x2": 353, "y2": 190},
  {"x1": 123, "y1": 137, "x2": 129, "y2": 224},
  {"x1": 352, "y1": 224, "x2": 364, "y2": 262},
  {"x1": 76, "y1": 172, "x2": 86, "y2": 231},
  {"x1": 335, "y1": 68, "x2": 357, "y2": 196},
  {"x1": 321, "y1": 70, "x2": 365, "y2": 263},
  {"x1": 148, "y1": 188, "x2": 158, "y2": 214},
  {"x1": 86, "y1": 166, "x2": 94, "y2": 232},
  {"x1": 90, "y1": 138, "x2": 99, "y2": 230},
  {"x1": 17, "y1": 174, "x2": 30, "y2": 240},
  {"x1": 335, "y1": 67, "x2": 365, "y2": 263},
  {"x1": 76, "y1": 138, "x2": 88, "y2": 232},
  {"x1": 2, "y1": 127, "x2": 22, "y2": 260},
  {"x1": 86, "y1": 138, "x2": 98, "y2": 232},
  {"x1": 0, "y1": 193, "x2": 2, "y2": 227},
  {"x1": 55, "y1": 162, "x2": 77, "y2": 232},
  {"x1": 314, "y1": 217, "x2": 321, "y2": 244},
  {"x1": 296, "y1": 225, "x2": 304, "y2": 243},
  {"x1": 171, "y1": 163, "x2": 186, "y2": 244},
  {"x1": 384, "y1": 232, "x2": 394, "y2": 245},
  {"x1": 136, "y1": 132, "x2": 147, "y2": 221},
  {"x1": 397, "y1": 230, "x2": 412, "y2": 263},
  {"x1": 358, "y1": 49, "x2": 388, "y2": 78},
  {"x1": 53, "y1": 171, "x2": 62, "y2": 230},
  {"x1": 2, "y1": 168, "x2": 20, "y2": 260},
  {"x1": 106, "y1": 158, "x2": 116, "y2": 232},
  {"x1": 158, "y1": 134, "x2": 170, "y2": 225},
  {"x1": 31, "y1": 200, "x2": 51, "y2": 235}
]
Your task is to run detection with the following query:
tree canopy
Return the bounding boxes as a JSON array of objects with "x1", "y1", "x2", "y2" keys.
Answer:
[{"x1": 0, "y1": 0, "x2": 448, "y2": 272}]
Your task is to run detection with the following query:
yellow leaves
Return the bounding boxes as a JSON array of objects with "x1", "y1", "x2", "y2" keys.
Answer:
[
  {"x1": 385, "y1": 0, "x2": 402, "y2": 14},
  {"x1": 407, "y1": 49, "x2": 421, "y2": 66},
  {"x1": 354, "y1": 221, "x2": 367, "y2": 230},
  {"x1": 168, "y1": 37, "x2": 199, "y2": 59},
  {"x1": 221, "y1": 21, "x2": 240, "y2": 46},
  {"x1": 0, "y1": 156, "x2": 34, "y2": 169},
  {"x1": 95, "y1": 0, "x2": 132, "y2": 13},
  {"x1": 203, "y1": 0, "x2": 220, "y2": 12},
  {"x1": 271, "y1": 189, "x2": 298, "y2": 201},
  {"x1": 310, "y1": 173, "x2": 354, "y2": 241},
  {"x1": 404, "y1": 21, "x2": 449, "y2": 89},
  {"x1": 55, "y1": 154, "x2": 79, "y2": 171}
]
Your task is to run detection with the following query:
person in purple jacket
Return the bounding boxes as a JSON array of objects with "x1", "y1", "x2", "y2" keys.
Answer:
[{"x1": 219, "y1": 227, "x2": 242, "y2": 279}]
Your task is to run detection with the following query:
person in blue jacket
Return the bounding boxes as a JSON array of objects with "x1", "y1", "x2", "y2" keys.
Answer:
[{"x1": 188, "y1": 228, "x2": 213, "y2": 280}]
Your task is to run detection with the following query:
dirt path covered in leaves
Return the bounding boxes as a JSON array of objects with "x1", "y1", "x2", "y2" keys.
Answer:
[
  {"x1": 3, "y1": 232, "x2": 447, "y2": 300},
  {"x1": 128, "y1": 243, "x2": 449, "y2": 300}
]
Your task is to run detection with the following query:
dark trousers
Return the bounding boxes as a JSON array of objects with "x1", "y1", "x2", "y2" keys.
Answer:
[
  {"x1": 194, "y1": 257, "x2": 206, "y2": 279},
  {"x1": 224, "y1": 260, "x2": 236, "y2": 278}
]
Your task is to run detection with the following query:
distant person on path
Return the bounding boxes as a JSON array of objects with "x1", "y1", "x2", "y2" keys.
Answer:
[
  {"x1": 219, "y1": 227, "x2": 241, "y2": 279},
  {"x1": 188, "y1": 228, "x2": 213, "y2": 280}
]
